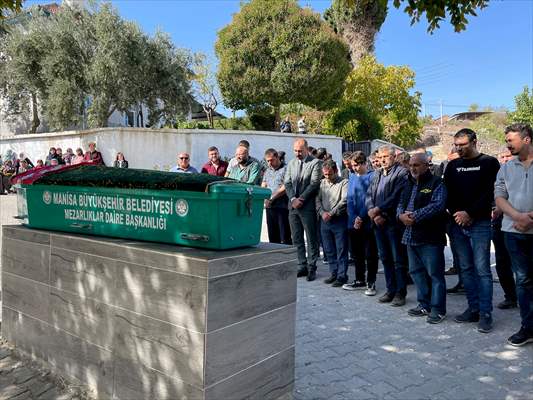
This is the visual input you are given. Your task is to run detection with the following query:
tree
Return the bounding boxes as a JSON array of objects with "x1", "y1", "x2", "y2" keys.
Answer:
[
  {"x1": 324, "y1": 103, "x2": 383, "y2": 142},
  {"x1": 0, "y1": 0, "x2": 22, "y2": 19},
  {"x1": 215, "y1": 0, "x2": 351, "y2": 128},
  {"x1": 469, "y1": 103, "x2": 479, "y2": 112},
  {"x1": 329, "y1": 55, "x2": 421, "y2": 146},
  {"x1": 324, "y1": 0, "x2": 388, "y2": 65},
  {"x1": 509, "y1": 86, "x2": 533, "y2": 126},
  {"x1": 192, "y1": 53, "x2": 220, "y2": 129}
]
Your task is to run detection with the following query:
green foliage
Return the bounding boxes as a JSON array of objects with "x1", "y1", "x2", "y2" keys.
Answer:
[
  {"x1": 339, "y1": 55, "x2": 421, "y2": 147},
  {"x1": 509, "y1": 86, "x2": 533, "y2": 126},
  {"x1": 469, "y1": 103, "x2": 479, "y2": 111},
  {"x1": 323, "y1": 103, "x2": 383, "y2": 142},
  {"x1": 324, "y1": 0, "x2": 388, "y2": 64},
  {"x1": 470, "y1": 113, "x2": 508, "y2": 143},
  {"x1": 215, "y1": 0, "x2": 351, "y2": 114},
  {"x1": 192, "y1": 53, "x2": 220, "y2": 129},
  {"x1": 392, "y1": 0, "x2": 489, "y2": 33},
  {"x1": 175, "y1": 117, "x2": 253, "y2": 131},
  {"x1": 0, "y1": 0, "x2": 22, "y2": 18}
]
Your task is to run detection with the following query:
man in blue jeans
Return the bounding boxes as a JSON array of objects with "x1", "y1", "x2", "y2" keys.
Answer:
[
  {"x1": 398, "y1": 153, "x2": 448, "y2": 324},
  {"x1": 366, "y1": 146, "x2": 409, "y2": 306},
  {"x1": 444, "y1": 128, "x2": 500, "y2": 333},
  {"x1": 316, "y1": 160, "x2": 348, "y2": 287},
  {"x1": 495, "y1": 123, "x2": 533, "y2": 346}
]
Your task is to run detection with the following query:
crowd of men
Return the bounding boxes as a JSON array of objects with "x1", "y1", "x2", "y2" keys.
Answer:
[{"x1": 3, "y1": 124, "x2": 532, "y2": 347}]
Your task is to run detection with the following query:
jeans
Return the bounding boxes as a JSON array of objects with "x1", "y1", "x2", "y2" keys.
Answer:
[
  {"x1": 266, "y1": 207, "x2": 292, "y2": 245},
  {"x1": 348, "y1": 226, "x2": 378, "y2": 284},
  {"x1": 492, "y1": 220, "x2": 517, "y2": 301},
  {"x1": 407, "y1": 244, "x2": 447, "y2": 314},
  {"x1": 504, "y1": 233, "x2": 533, "y2": 331},
  {"x1": 289, "y1": 208, "x2": 319, "y2": 270},
  {"x1": 374, "y1": 223, "x2": 407, "y2": 296},
  {"x1": 321, "y1": 216, "x2": 349, "y2": 281},
  {"x1": 448, "y1": 219, "x2": 493, "y2": 314}
]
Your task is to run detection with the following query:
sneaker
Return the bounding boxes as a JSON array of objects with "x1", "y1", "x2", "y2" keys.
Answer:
[
  {"x1": 447, "y1": 283, "x2": 466, "y2": 295},
  {"x1": 427, "y1": 311, "x2": 446, "y2": 324},
  {"x1": 323, "y1": 275, "x2": 337, "y2": 284},
  {"x1": 342, "y1": 280, "x2": 366, "y2": 291},
  {"x1": 391, "y1": 294, "x2": 406, "y2": 307},
  {"x1": 378, "y1": 292, "x2": 394, "y2": 303},
  {"x1": 497, "y1": 299, "x2": 518, "y2": 310},
  {"x1": 364, "y1": 283, "x2": 377, "y2": 296},
  {"x1": 296, "y1": 268, "x2": 308, "y2": 278},
  {"x1": 322, "y1": 259, "x2": 329, "y2": 264},
  {"x1": 454, "y1": 308, "x2": 480, "y2": 323},
  {"x1": 332, "y1": 279, "x2": 347, "y2": 287},
  {"x1": 408, "y1": 305, "x2": 429, "y2": 317},
  {"x1": 444, "y1": 266, "x2": 458, "y2": 275},
  {"x1": 477, "y1": 313, "x2": 493, "y2": 333},
  {"x1": 507, "y1": 328, "x2": 533, "y2": 347},
  {"x1": 306, "y1": 270, "x2": 316, "y2": 282}
]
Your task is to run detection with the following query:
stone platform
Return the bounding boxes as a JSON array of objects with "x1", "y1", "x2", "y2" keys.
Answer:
[{"x1": 1, "y1": 225, "x2": 297, "y2": 399}]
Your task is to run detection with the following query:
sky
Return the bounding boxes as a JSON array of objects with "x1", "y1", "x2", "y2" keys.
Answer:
[{"x1": 25, "y1": 0, "x2": 533, "y2": 117}]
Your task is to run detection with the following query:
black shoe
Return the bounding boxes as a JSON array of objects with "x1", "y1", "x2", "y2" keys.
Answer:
[
  {"x1": 507, "y1": 327, "x2": 533, "y2": 347},
  {"x1": 427, "y1": 311, "x2": 446, "y2": 324},
  {"x1": 497, "y1": 299, "x2": 518, "y2": 310},
  {"x1": 332, "y1": 279, "x2": 347, "y2": 287},
  {"x1": 408, "y1": 305, "x2": 429, "y2": 317},
  {"x1": 323, "y1": 275, "x2": 337, "y2": 284},
  {"x1": 447, "y1": 283, "x2": 466, "y2": 295},
  {"x1": 445, "y1": 266, "x2": 458, "y2": 275},
  {"x1": 391, "y1": 294, "x2": 406, "y2": 307},
  {"x1": 297, "y1": 268, "x2": 308, "y2": 278},
  {"x1": 342, "y1": 280, "x2": 366, "y2": 291},
  {"x1": 306, "y1": 270, "x2": 316, "y2": 281},
  {"x1": 477, "y1": 313, "x2": 493, "y2": 333},
  {"x1": 454, "y1": 308, "x2": 480, "y2": 323},
  {"x1": 378, "y1": 292, "x2": 394, "y2": 303}
]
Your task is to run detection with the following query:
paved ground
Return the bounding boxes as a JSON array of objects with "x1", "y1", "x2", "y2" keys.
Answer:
[{"x1": 294, "y1": 262, "x2": 533, "y2": 400}]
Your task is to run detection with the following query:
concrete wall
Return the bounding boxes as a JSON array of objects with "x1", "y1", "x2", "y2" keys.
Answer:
[{"x1": 0, "y1": 128, "x2": 343, "y2": 171}]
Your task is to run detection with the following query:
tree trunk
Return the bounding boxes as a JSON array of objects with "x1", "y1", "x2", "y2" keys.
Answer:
[
  {"x1": 273, "y1": 105, "x2": 281, "y2": 131},
  {"x1": 30, "y1": 92, "x2": 40, "y2": 133},
  {"x1": 340, "y1": 22, "x2": 378, "y2": 66}
]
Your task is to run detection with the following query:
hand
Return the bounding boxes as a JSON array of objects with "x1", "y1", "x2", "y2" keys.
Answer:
[
  {"x1": 454, "y1": 211, "x2": 472, "y2": 227},
  {"x1": 374, "y1": 215, "x2": 386, "y2": 226},
  {"x1": 399, "y1": 212, "x2": 415, "y2": 226},
  {"x1": 322, "y1": 212, "x2": 332, "y2": 222},
  {"x1": 291, "y1": 198, "x2": 304, "y2": 209},
  {"x1": 491, "y1": 208, "x2": 503, "y2": 221},
  {"x1": 354, "y1": 216, "x2": 363, "y2": 230},
  {"x1": 368, "y1": 207, "x2": 380, "y2": 219},
  {"x1": 512, "y1": 212, "x2": 533, "y2": 232},
  {"x1": 264, "y1": 199, "x2": 272, "y2": 209}
]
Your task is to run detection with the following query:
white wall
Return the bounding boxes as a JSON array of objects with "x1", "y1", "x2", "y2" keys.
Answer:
[{"x1": 0, "y1": 128, "x2": 343, "y2": 170}]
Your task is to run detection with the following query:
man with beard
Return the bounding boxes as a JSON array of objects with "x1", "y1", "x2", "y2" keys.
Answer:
[
  {"x1": 227, "y1": 145, "x2": 261, "y2": 184},
  {"x1": 201, "y1": 146, "x2": 228, "y2": 177},
  {"x1": 495, "y1": 123, "x2": 533, "y2": 346}
]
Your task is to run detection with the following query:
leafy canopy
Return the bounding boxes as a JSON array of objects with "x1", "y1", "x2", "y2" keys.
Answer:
[
  {"x1": 509, "y1": 86, "x2": 533, "y2": 127},
  {"x1": 215, "y1": 0, "x2": 351, "y2": 112}
]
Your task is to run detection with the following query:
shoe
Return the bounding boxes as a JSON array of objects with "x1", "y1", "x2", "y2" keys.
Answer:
[
  {"x1": 497, "y1": 299, "x2": 517, "y2": 310},
  {"x1": 342, "y1": 280, "x2": 366, "y2": 291},
  {"x1": 323, "y1": 275, "x2": 337, "y2": 284},
  {"x1": 477, "y1": 313, "x2": 493, "y2": 333},
  {"x1": 306, "y1": 270, "x2": 316, "y2": 281},
  {"x1": 296, "y1": 268, "x2": 308, "y2": 278},
  {"x1": 427, "y1": 311, "x2": 446, "y2": 324},
  {"x1": 323, "y1": 259, "x2": 329, "y2": 265},
  {"x1": 378, "y1": 292, "x2": 394, "y2": 303},
  {"x1": 391, "y1": 294, "x2": 406, "y2": 307},
  {"x1": 364, "y1": 283, "x2": 377, "y2": 296},
  {"x1": 507, "y1": 327, "x2": 533, "y2": 347},
  {"x1": 445, "y1": 267, "x2": 458, "y2": 275},
  {"x1": 454, "y1": 308, "x2": 480, "y2": 323},
  {"x1": 447, "y1": 283, "x2": 466, "y2": 295},
  {"x1": 332, "y1": 279, "x2": 347, "y2": 287},
  {"x1": 408, "y1": 305, "x2": 429, "y2": 317}
]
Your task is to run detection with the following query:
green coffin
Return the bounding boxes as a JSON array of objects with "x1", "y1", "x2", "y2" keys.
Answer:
[{"x1": 15, "y1": 167, "x2": 271, "y2": 250}]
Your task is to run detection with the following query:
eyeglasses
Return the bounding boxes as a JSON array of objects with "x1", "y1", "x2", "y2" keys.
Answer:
[{"x1": 179, "y1": 157, "x2": 189, "y2": 160}]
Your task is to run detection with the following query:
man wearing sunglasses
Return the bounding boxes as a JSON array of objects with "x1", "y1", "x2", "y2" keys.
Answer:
[{"x1": 171, "y1": 152, "x2": 198, "y2": 173}]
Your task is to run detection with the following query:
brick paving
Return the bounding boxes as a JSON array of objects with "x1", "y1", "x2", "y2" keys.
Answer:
[{"x1": 294, "y1": 262, "x2": 533, "y2": 400}]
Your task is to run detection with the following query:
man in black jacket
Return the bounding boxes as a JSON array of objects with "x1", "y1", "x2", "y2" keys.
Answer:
[
  {"x1": 398, "y1": 153, "x2": 448, "y2": 324},
  {"x1": 366, "y1": 145, "x2": 409, "y2": 306}
]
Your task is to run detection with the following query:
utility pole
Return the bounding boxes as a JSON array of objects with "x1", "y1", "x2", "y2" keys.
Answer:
[{"x1": 439, "y1": 99, "x2": 443, "y2": 126}]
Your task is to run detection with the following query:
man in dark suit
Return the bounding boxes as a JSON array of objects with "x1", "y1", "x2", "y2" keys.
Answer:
[{"x1": 284, "y1": 139, "x2": 323, "y2": 281}]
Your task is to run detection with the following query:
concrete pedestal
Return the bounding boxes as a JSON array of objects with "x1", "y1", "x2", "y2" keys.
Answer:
[{"x1": 1, "y1": 225, "x2": 297, "y2": 399}]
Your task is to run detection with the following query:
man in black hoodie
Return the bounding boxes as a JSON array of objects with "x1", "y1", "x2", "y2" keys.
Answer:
[
  {"x1": 366, "y1": 145, "x2": 409, "y2": 306},
  {"x1": 445, "y1": 128, "x2": 500, "y2": 333}
]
